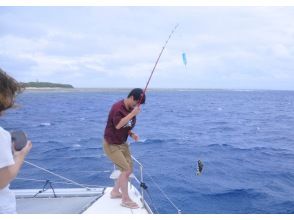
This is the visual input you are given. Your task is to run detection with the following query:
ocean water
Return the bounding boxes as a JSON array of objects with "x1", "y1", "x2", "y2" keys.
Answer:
[{"x1": 1, "y1": 89, "x2": 294, "y2": 214}]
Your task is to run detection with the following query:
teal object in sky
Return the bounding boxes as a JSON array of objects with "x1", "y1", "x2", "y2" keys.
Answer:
[{"x1": 182, "y1": 53, "x2": 187, "y2": 66}]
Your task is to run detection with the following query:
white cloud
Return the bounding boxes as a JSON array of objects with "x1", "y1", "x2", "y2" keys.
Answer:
[{"x1": 0, "y1": 7, "x2": 294, "y2": 89}]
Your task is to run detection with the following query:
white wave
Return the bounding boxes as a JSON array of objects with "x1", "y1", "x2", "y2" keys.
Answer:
[
  {"x1": 40, "y1": 122, "x2": 51, "y2": 126},
  {"x1": 129, "y1": 139, "x2": 147, "y2": 144},
  {"x1": 137, "y1": 139, "x2": 147, "y2": 143}
]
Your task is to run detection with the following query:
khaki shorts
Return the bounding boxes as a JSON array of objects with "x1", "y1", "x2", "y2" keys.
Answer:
[{"x1": 103, "y1": 139, "x2": 133, "y2": 172}]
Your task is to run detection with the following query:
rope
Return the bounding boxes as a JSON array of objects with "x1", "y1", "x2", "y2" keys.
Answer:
[
  {"x1": 24, "y1": 160, "x2": 91, "y2": 190},
  {"x1": 143, "y1": 187, "x2": 160, "y2": 214},
  {"x1": 131, "y1": 155, "x2": 181, "y2": 213},
  {"x1": 65, "y1": 170, "x2": 111, "y2": 173},
  {"x1": 16, "y1": 177, "x2": 48, "y2": 183},
  {"x1": 26, "y1": 155, "x2": 106, "y2": 160},
  {"x1": 130, "y1": 177, "x2": 159, "y2": 214},
  {"x1": 145, "y1": 172, "x2": 182, "y2": 214},
  {"x1": 15, "y1": 177, "x2": 108, "y2": 188}
]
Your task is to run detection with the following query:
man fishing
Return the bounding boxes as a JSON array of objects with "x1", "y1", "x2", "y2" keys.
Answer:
[
  {"x1": 103, "y1": 88, "x2": 146, "y2": 209},
  {"x1": 103, "y1": 24, "x2": 177, "y2": 209}
]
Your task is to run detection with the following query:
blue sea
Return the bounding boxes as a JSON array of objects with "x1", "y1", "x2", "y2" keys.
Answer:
[{"x1": 1, "y1": 89, "x2": 294, "y2": 214}]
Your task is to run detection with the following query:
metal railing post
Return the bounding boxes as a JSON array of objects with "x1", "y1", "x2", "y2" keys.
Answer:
[{"x1": 140, "y1": 165, "x2": 144, "y2": 202}]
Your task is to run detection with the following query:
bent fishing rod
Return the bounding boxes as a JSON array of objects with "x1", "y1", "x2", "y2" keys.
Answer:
[
  {"x1": 138, "y1": 24, "x2": 179, "y2": 106},
  {"x1": 135, "y1": 25, "x2": 205, "y2": 178}
]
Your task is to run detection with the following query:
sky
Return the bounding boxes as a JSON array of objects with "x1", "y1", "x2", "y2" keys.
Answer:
[{"x1": 1, "y1": 6, "x2": 294, "y2": 90}]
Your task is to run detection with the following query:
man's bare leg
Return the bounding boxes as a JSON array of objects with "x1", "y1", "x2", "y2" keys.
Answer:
[
  {"x1": 111, "y1": 179, "x2": 122, "y2": 197},
  {"x1": 119, "y1": 170, "x2": 138, "y2": 206}
]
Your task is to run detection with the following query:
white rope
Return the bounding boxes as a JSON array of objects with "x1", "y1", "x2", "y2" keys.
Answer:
[
  {"x1": 27, "y1": 155, "x2": 105, "y2": 160},
  {"x1": 24, "y1": 160, "x2": 91, "y2": 190},
  {"x1": 145, "y1": 172, "x2": 181, "y2": 214},
  {"x1": 15, "y1": 177, "x2": 108, "y2": 188},
  {"x1": 64, "y1": 170, "x2": 111, "y2": 173},
  {"x1": 16, "y1": 177, "x2": 47, "y2": 183}
]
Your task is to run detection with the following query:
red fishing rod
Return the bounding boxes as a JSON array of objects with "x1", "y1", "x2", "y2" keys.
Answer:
[{"x1": 138, "y1": 24, "x2": 179, "y2": 106}]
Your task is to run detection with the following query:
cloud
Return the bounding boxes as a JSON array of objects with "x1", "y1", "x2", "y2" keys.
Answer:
[{"x1": 0, "y1": 7, "x2": 294, "y2": 89}]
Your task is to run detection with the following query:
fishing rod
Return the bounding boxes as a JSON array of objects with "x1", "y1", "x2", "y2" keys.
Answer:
[
  {"x1": 138, "y1": 24, "x2": 179, "y2": 106},
  {"x1": 136, "y1": 25, "x2": 205, "y2": 177}
]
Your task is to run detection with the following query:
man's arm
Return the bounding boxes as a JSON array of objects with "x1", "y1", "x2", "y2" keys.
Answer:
[{"x1": 115, "y1": 107, "x2": 140, "y2": 129}]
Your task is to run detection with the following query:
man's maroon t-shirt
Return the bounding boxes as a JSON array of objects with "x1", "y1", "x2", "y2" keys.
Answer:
[{"x1": 104, "y1": 99, "x2": 136, "y2": 145}]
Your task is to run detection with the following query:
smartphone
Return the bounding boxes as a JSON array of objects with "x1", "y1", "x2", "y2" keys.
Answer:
[{"x1": 11, "y1": 131, "x2": 27, "y2": 151}]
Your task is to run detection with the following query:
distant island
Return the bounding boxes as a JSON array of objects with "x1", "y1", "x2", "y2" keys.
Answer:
[{"x1": 22, "y1": 82, "x2": 74, "y2": 89}]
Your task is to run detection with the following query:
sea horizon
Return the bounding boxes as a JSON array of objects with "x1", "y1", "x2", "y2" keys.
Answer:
[{"x1": 24, "y1": 87, "x2": 294, "y2": 92}]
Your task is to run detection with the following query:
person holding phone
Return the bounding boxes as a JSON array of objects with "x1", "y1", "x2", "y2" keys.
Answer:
[{"x1": 0, "y1": 68, "x2": 32, "y2": 214}]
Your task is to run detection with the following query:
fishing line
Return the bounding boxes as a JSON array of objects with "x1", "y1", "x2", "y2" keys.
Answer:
[{"x1": 136, "y1": 24, "x2": 204, "y2": 176}]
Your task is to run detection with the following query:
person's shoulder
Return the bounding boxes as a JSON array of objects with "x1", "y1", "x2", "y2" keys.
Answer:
[
  {"x1": 0, "y1": 127, "x2": 11, "y2": 143},
  {"x1": 0, "y1": 126, "x2": 14, "y2": 169},
  {"x1": 0, "y1": 127, "x2": 9, "y2": 136},
  {"x1": 0, "y1": 126, "x2": 11, "y2": 152},
  {"x1": 112, "y1": 99, "x2": 124, "y2": 109}
]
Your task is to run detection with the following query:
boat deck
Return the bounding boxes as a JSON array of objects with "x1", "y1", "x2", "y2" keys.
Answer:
[
  {"x1": 14, "y1": 185, "x2": 150, "y2": 214},
  {"x1": 84, "y1": 187, "x2": 149, "y2": 214}
]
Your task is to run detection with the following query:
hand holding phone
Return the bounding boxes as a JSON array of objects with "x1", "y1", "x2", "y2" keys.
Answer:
[{"x1": 11, "y1": 130, "x2": 27, "y2": 151}]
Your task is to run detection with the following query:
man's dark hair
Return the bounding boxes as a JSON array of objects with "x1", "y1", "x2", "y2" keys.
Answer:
[
  {"x1": 127, "y1": 88, "x2": 146, "y2": 104},
  {"x1": 0, "y1": 68, "x2": 23, "y2": 112}
]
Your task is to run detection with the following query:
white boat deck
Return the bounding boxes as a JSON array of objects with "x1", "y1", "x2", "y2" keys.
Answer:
[
  {"x1": 83, "y1": 186, "x2": 149, "y2": 214},
  {"x1": 14, "y1": 184, "x2": 151, "y2": 214},
  {"x1": 13, "y1": 160, "x2": 153, "y2": 214}
]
